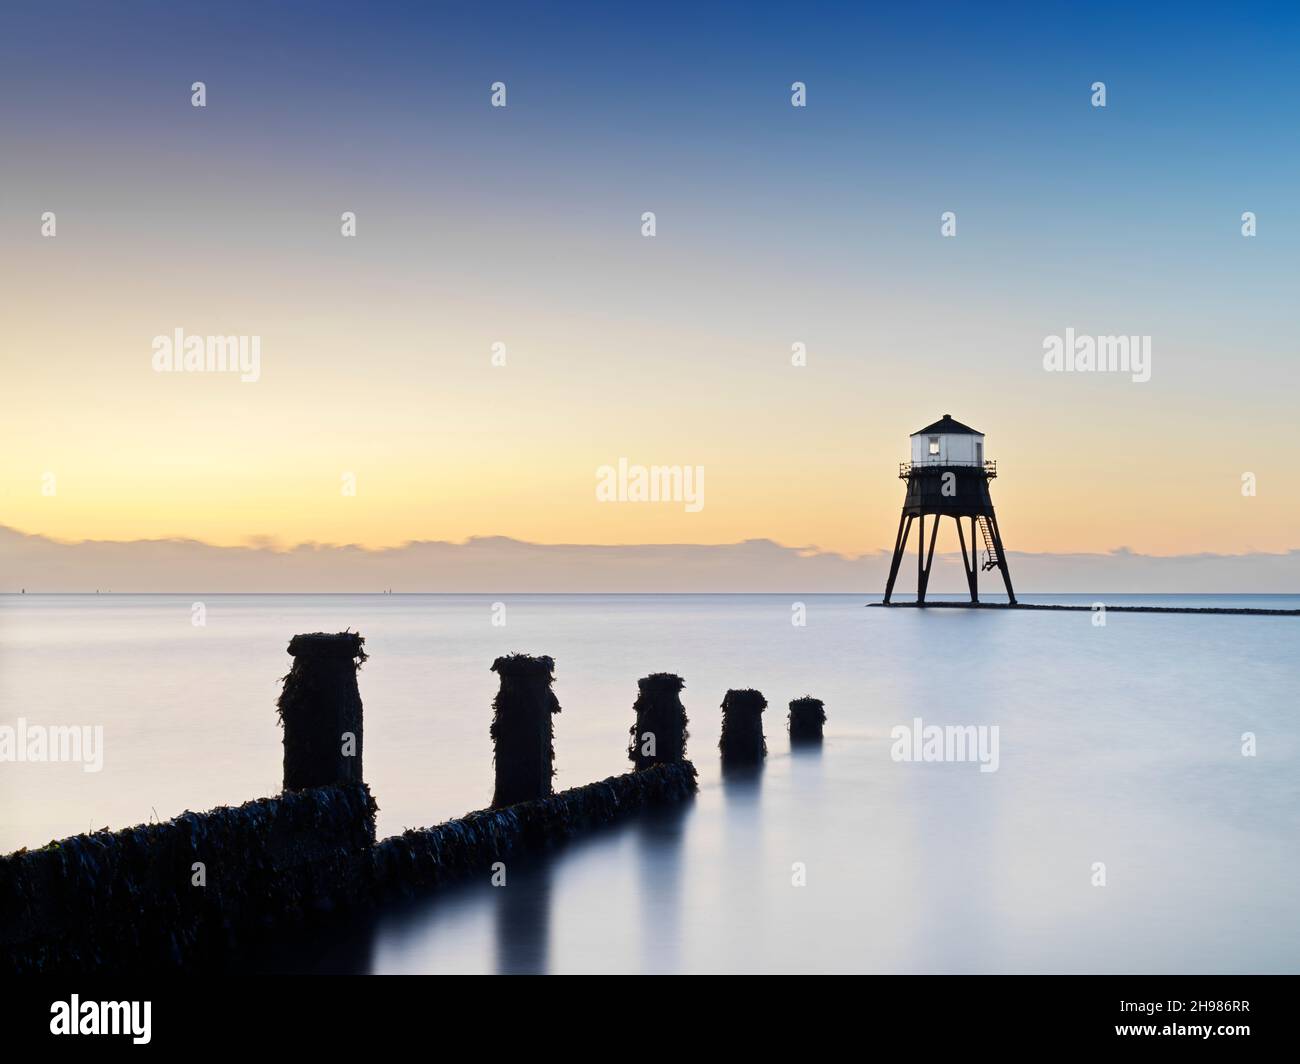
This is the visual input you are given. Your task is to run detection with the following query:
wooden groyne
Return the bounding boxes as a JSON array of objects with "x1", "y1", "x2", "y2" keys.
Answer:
[
  {"x1": 0, "y1": 767, "x2": 697, "y2": 974},
  {"x1": 871, "y1": 601, "x2": 1300, "y2": 616},
  {"x1": 375, "y1": 763, "x2": 697, "y2": 898},
  {"x1": 0, "y1": 783, "x2": 378, "y2": 974},
  {"x1": 0, "y1": 634, "x2": 701, "y2": 974}
]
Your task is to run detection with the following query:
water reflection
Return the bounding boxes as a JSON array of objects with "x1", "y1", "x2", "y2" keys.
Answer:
[
  {"x1": 788, "y1": 734, "x2": 825, "y2": 793},
  {"x1": 720, "y1": 759, "x2": 766, "y2": 790},
  {"x1": 494, "y1": 854, "x2": 551, "y2": 974},
  {"x1": 633, "y1": 800, "x2": 691, "y2": 973}
]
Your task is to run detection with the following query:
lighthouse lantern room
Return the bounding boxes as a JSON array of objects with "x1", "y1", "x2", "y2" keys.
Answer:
[
  {"x1": 883, "y1": 415, "x2": 1016, "y2": 606},
  {"x1": 910, "y1": 414, "x2": 984, "y2": 467}
]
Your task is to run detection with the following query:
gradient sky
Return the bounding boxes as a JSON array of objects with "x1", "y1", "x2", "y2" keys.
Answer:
[{"x1": 3, "y1": 1, "x2": 1298, "y2": 558}]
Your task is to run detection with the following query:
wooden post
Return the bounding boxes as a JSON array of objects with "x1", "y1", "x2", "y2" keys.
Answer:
[
  {"x1": 787, "y1": 697, "x2": 826, "y2": 743},
  {"x1": 719, "y1": 689, "x2": 767, "y2": 764},
  {"x1": 490, "y1": 654, "x2": 561, "y2": 808},
  {"x1": 277, "y1": 632, "x2": 366, "y2": 791},
  {"x1": 629, "y1": 673, "x2": 689, "y2": 768}
]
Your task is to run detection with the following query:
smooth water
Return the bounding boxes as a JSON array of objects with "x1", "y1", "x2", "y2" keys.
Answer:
[{"x1": 2, "y1": 593, "x2": 1298, "y2": 973}]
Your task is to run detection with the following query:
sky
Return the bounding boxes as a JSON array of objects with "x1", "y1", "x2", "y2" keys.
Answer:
[{"x1": 2, "y1": 1, "x2": 1298, "y2": 563}]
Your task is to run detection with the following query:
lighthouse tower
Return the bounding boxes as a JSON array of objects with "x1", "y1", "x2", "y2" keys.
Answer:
[{"x1": 882, "y1": 415, "x2": 1016, "y2": 606}]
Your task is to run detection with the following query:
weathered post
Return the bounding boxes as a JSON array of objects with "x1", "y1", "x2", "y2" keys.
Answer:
[
  {"x1": 718, "y1": 689, "x2": 767, "y2": 764},
  {"x1": 787, "y1": 696, "x2": 826, "y2": 743},
  {"x1": 277, "y1": 631, "x2": 366, "y2": 791},
  {"x1": 628, "y1": 673, "x2": 689, "y2": 768},
  {"x1": 490, "y1": 654, "x2": 561, "y2": 808}
]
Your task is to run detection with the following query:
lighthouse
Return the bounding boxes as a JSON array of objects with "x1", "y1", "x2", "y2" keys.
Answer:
[{"x1": 882, "y1": 415, "x2": 1016, "y2": 606}]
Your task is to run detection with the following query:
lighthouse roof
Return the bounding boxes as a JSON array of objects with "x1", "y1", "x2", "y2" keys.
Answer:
[{"x1": 911, "y1": 414, "x2": 982, "y2": 437}]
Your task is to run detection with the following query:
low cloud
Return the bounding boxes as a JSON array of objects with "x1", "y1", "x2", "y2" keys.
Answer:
[{"x1": 2, "y1": 525, "x2": 1297, "y2": 593}]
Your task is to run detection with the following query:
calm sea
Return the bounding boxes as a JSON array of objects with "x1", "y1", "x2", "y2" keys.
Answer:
[{"x1": 2, "y1": 592, "x2": 1297, "y2": 973}]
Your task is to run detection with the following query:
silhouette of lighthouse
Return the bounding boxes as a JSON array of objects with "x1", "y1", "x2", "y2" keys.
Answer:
[{"x1": 883, "y1": 415, "x2": 1016, "y2": 606}]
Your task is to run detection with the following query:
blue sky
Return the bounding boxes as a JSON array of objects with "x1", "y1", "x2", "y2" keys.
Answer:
[{"x1": 2, "y1": 1, "x2": 1297, "y2": 558}]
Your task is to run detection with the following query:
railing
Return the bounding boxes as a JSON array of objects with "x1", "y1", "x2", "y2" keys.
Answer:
[{"x1": 899, "y1": 460, "x2": 997, "y2": 479}]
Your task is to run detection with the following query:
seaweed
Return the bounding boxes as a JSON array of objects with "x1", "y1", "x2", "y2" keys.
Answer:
[
  {"x1": 0, "y1": 783, "x2": 377, "y2": 975},
  {"x1": 373, "y1": 761, "x2": 698, "y2": 892},
  {"x1": 718, "y1": 688, "x2": 768, "y2": 763},
  {"x1": 277, "y1": 631, "x2": 366, "y2": 790},
  {"x1": 787, "y1": 696, "x2": 826, "y2": 743},
  {"x1": 627, "y1": 672, "x2": 689, "y2": 768},
  {"x1": 489, "y1": 654, "x2": 561, "y2": 809}
]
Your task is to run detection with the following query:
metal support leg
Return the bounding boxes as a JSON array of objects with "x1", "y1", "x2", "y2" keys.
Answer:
[
  {"x1": 988, "y1": 511, "x2": 1016, "y2": 604},
  {"x1": 918, "y1": 514, "x2": 939, "y2": 605},
  {"x1": 883, "y1": 513, "x2": 911, "y2": 604},
  {"x1": 956, "y1": 515, "x2": 977, "y2": 602},
  {"x1": 916, "y1": 515, "x2": 925, "y2": 605}
]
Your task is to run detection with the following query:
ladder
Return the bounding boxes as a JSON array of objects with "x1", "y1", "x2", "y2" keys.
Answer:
[{"x1": 976, "y1": 516, "x2": 1000, "y2": 571}]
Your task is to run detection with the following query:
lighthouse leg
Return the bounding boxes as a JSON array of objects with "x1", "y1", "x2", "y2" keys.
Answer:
[
  {"x1": 956, "y1": 516, "x2": 977, "y2": 603},
  {"x1": 916, "y1": 514, "x2": 925, "y2": 604},
  {"x1": 883, "y1": 513, "x2": 911, "y2": 604},
  {"x1": 988, "y1": 511, "x2": 1017, "y2": 605},
  {"x1": 971, "y1": 517, "x2": 979, "y2": 601},
  {"x1": 918, "y1": 514, "x2": 939, "y2": 605}
]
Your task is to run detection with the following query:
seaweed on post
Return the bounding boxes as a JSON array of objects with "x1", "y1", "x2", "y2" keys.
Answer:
[
  {"x1": 787, "y1": 696, "x2": 826, "y2": 743},
  {"x1": 277, "y1": 631, "x2": 367, "y2": 791},
  {"x1": 490, "y1": 654, "x2": 561, "y2": 809},
  {"x1": 628, "y1": 672, "x2": 689, "y2": 768},
  {"x1": 718, "y1": 688, "x2": 767, "y2": 764}
]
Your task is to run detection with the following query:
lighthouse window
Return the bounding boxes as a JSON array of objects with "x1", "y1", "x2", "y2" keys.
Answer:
[{"x1": 928, "y1": 437, "x2": 940, "y2": 455}]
